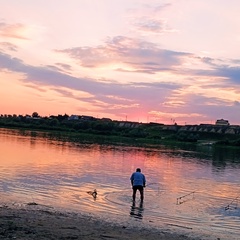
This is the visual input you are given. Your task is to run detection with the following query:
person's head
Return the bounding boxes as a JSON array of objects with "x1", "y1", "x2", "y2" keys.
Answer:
[{"x1": 136, "y1": 168, "x2": 141, "y2": 172}]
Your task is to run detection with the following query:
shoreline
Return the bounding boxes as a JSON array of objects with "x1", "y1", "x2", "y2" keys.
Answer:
[
  {"x1": 0, "y1": 203, "x2": 204, "y2": 240},
  {"x1": 2, "y1": 125, "x2": 239, "y2": 150}
]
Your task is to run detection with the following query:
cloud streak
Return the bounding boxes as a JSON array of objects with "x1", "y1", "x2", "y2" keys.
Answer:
[
  {"x1": 0, "y1": 22, "x2": 28, "y2": 40},
  {"x1": 57, "y1": 36, "x2": 191, "y2": 74}
]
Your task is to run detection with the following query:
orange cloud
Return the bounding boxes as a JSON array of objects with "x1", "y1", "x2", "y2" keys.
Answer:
[{"x1": 0, "y1": 22, "x2": 28, "y2": 40}]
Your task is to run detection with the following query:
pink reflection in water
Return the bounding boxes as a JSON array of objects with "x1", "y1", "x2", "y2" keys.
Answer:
[{"x1": 0, "y1": 128, "x2": 240, "y2": 240}]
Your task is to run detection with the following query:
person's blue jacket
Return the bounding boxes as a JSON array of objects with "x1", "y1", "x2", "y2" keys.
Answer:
[{"x1": 130, "y1": 171, "x2": 146, "y2": 187}]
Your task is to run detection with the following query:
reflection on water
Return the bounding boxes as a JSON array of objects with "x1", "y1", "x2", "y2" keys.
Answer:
[
  {"x1": 130, "y1": 201, "x2": 144, "y2": 219},
  {"x1": 1, "y1": 128, "x2": 240, "y2": 240}
]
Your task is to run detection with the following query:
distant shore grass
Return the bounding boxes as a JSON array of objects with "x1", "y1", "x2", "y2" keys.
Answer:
[
  {"x1": 0, "y1": 125, "x2": 193, "y2": 149},
  {"x1": 1, "y1": 123, "x2": 240, "y2": 150}
]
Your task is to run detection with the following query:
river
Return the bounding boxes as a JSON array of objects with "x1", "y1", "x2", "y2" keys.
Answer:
[{"x1": 0, "y1": 128, "x2": 240, "y2": 239}]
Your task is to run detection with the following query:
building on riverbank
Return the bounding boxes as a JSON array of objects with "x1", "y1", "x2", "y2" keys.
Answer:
[{"x1": 215, "y1": 119, "x2": 230, "y2": 126}]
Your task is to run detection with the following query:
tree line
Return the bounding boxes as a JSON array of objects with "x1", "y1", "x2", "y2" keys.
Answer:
[
  {"x1": 1, "y1": 112, "x2": 240, "y2": 147},
  {"x1": 0, "y1": 112, "x2": 155, "y2": 139}
]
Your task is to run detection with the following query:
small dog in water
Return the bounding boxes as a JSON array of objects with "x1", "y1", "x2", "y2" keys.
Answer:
[{"x1": 87, "y1": 189, "x2": 97, "y2": 199}]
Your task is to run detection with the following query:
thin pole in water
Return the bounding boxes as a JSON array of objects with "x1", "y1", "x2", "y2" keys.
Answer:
[{"x1": 177, "y1": 191, "x2": 196, "y2": 205}]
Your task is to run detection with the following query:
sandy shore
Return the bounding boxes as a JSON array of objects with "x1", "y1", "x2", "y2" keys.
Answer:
[{"x1": 0, "y1": 203, "x2": 204, "y2": 240}]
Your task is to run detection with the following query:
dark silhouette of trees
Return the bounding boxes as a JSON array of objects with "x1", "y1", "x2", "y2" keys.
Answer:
[
  {"x1": 0, "y1": 113, "x2": 240, "y2": 146},
  {"x1": 32, "y1": 112, "x2": 39, "y2": 118}
]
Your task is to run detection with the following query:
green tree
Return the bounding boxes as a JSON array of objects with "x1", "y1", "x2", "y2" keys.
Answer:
[{"x1": 32, "y1": 112, "x2": 39, "y2": 118}]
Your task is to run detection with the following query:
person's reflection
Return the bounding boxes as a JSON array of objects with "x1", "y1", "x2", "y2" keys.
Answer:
[{"x1": 130, "y1": 201, "x2": 144, "y2": 219}]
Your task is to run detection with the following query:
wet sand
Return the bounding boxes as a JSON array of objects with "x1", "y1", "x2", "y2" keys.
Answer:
[{"x1": 0, "y1": 203, "x2": 203, "y2": 240}]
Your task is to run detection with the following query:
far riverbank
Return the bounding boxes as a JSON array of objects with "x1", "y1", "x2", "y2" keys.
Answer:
[{"x1": 1, "y1": 114, "x2": 240, "y2": 148}]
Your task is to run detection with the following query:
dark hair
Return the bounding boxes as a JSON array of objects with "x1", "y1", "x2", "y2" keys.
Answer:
[{"x1": 136, "y1": 168, "x2": 141, "y2": 172}]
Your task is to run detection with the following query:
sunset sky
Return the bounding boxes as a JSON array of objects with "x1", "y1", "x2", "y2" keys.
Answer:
[{"x1": 0, "y1": 0, "x2": 240, "y2": 125}]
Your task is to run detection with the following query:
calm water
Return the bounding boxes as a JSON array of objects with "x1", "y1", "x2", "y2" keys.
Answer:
[{"x1": 0, "y1": 128, "x2": 240, "y2": 239}]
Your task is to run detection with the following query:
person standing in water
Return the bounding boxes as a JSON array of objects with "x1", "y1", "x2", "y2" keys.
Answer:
[{"x1": 130, "y1": 168, "x2": 146, "y2": 202}]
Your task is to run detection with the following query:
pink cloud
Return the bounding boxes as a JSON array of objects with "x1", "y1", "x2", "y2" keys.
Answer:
[
  {"x1": 0, "y1": 42, "x2": 18, "y2": 51},
  {"x1": 56, "y1": 36, "x2": 190, "y2": 73},
  {"x1": 0, "y1": 22, "x2": 28, "y2": 40}
]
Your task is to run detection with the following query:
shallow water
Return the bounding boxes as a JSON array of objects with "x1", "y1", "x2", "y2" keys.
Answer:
[{"x1": 0, "y1": 128, "x2": 240, "y2": 239}]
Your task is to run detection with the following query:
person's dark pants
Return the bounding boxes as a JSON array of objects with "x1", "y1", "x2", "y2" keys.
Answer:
[{"x1": 132, "y1": 185, "x2": 144, "y2": 202}]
